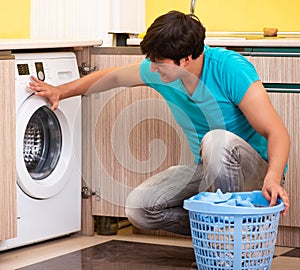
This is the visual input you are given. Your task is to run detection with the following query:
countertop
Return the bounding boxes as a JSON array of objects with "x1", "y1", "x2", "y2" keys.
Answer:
[
  {"x1": 0, "y1": 39, "x2": 103, "y2": 53},
  {"x1": 127, "y1": 36, "x2": 300, "y2": 48},
  {"x1": 205, "y1": 36, "x2": 300, "y2": 48}
]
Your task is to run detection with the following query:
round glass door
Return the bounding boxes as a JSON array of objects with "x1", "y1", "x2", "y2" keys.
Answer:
[
  {"x1": 16, "y1": 94, "x2": 74, "y2": 199},
  {"x1": 23, "y1": 106, "x2": 62, "y2": 180}
]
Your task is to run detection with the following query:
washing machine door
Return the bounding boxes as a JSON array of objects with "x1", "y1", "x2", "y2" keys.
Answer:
[{"x1": 16, "y1": 95, "x2": 73, "y2": 199}]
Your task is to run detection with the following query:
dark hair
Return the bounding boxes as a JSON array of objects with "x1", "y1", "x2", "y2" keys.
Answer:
[{"x1": 141, "y1": 10, "x2": 206, "y2": 65}]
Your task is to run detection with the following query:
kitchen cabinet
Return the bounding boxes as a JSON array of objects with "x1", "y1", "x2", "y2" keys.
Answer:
[
  {"x1": 248, "y1": 52, "x2": 300, "y2": 247},
  {"x1": 249, "y1": 54, "x2": 300, "y2": 84},
  {"x1": 0, "y1": 55, "x2": 16, "y2": 241},
  {"x1": 82, "y1": 46, "x2": 300, "y2": 247},
  {"x1": 30, "y1": 0, "x2": 145, "y2": 46},
  {"x1": 268, "y1": 92, "x2": 300, "y2": 247},
  {"x1": 83, "y1": 48, "x2": 193, "y2": 222}
]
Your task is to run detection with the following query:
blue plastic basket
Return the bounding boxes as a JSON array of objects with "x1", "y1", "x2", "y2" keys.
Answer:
[{"x1": 183, "y1": 190, "x2": 284, "y2": 270}]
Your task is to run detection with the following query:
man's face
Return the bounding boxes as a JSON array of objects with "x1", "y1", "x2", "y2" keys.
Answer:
[{"x1": 150, "y1": 58, "x2": 184, "y2": 83}]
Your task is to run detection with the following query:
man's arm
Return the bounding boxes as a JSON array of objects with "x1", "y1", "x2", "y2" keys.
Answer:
[
  {"x1": 29, "y1": 62, "x2": 144, "y2": 110},
  {"x1": 238, "y1": 80, "x2": 290, "y2": 215}
]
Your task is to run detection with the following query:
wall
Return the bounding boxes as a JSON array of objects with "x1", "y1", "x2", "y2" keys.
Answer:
[
  {"x1": 2, "y1": 0, "x2": 299, "y2": 39},
  {"x1": 0, "y1": 0, "x2": 145, "y2": 44},
  {"x1": 0, "y1": 0, "x2": 30, "y2": 38},
  {"x1": 145, "y1": 0, "x2": 300, "y2": 33}
]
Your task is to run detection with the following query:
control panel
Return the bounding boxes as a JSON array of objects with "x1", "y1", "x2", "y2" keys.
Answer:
[
  {"x1": 17, "y1": 61, "x2": 45, "y2": 81},
  {"x1": 14, "y1": 52, "x2": 80, "y2": 109}
]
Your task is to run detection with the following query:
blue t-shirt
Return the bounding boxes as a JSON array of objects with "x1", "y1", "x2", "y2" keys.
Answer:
[{"x1": 140, "y1": 45, "x2": 267, "y2": 164}]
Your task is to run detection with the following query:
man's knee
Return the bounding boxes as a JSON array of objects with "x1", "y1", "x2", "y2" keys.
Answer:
[
  {"x1": 201, "y1": 130, "x2": 225, "y2": 164},
  {"x1": 125, "y1": 186, "x2": 164, "y2": 230},
  {"x1": 125, "y1": 188, "x2": 150, "y2": 229},
  {"x1": 201, "y1": 129, "x2": 239, "y2": 161},
  {"x1": 125, "y1": 204, "x2": 145, "y2": 229},
  {"x1": 200, "y1": 130, "x2": 239, "y2": 190}
]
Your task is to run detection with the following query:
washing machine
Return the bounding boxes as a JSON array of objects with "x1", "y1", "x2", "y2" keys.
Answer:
[{"x1": 0, "y1": 52, "x2": 82, "y2": 251}]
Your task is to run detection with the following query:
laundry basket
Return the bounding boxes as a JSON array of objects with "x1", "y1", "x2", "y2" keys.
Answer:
[{"x1": 183, "y1": 190, "x2": 284, "y2": 270}]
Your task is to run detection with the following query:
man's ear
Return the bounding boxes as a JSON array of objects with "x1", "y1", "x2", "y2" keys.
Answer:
[{"x1": 181, "y1": 55, "x2": 192, "y2": 67}]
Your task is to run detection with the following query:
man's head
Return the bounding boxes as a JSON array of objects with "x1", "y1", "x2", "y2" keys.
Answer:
[{"x1": 141, "y1": 10, "x2": 206, "y2": 65}]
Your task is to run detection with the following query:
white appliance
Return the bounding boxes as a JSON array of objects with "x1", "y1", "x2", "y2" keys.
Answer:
[{"x1": 0, "y1": 52, "x2": 81, "y2": 251}]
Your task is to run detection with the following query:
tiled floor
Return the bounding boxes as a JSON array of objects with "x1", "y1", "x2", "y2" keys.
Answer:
[{"x1": 0, "y1": 226, "x2": 299, "y2": 270}]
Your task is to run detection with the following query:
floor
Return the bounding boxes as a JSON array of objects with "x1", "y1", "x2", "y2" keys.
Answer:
[{"x1": 0, "y1": 226, "x2": 299, "y2": 270}]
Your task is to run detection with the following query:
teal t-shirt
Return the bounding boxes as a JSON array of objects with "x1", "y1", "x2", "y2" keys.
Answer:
[{"x1": 139, "y1": 45, "x2": 267, "y2": 164}]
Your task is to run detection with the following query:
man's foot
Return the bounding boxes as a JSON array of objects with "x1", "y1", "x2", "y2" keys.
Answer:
[{"x1": 190, "y1": 261, "x2": 198, "y2": 268}]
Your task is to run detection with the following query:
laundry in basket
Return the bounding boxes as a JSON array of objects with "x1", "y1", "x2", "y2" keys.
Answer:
[{"x1": 184, "y1": 190, "x2": 284, "y2": 270}]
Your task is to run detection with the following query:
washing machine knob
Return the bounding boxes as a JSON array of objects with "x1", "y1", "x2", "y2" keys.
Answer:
[
  {"x1": 37, "y1": 70, "x2": 45, "y2": 81},
  {"x1": 35, "y1": 62, "x2": 45, "y2": 81}
]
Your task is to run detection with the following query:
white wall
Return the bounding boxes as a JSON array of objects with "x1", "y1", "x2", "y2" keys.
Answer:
[{"x1": 30, "y1": 0, "x2": 145, "y2": 46}]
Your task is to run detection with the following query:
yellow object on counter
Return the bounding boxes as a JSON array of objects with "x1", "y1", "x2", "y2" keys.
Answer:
[{"x1": 263, "y1": 27, "x2": 278, "y2": 37}]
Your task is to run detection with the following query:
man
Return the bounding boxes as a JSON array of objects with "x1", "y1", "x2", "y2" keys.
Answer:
[{"x1": 30, "y1": 11, "x2": 290, "y2": 236}]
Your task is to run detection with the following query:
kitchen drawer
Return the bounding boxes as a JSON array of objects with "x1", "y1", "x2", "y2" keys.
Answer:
[{"x1": 249, "y1": 55, "x2": 300, "y2": 84}]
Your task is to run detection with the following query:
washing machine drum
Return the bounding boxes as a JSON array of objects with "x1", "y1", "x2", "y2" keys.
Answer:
[{"x1": 23, "y1": 106, "x2": 62, "y2": 180}]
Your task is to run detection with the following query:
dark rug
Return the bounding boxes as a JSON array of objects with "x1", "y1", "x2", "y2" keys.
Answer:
[{"x1": 17, "y1": 240, "x2": 196, "y2": 270}]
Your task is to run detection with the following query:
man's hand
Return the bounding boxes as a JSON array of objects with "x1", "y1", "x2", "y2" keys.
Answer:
[
  {"x1": 29, "y1": 76, "x2": 61, "y2": 110},
  {"x1": 262, "y1": 176, "x2": 290, "y2": 216}
]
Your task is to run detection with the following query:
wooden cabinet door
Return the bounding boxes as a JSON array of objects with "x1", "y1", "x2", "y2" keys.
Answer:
[
  {"x1": 269, "y1": 92, "x2": 300, "y2": 228},
  {"x1": 249, "y1": 54, "x2": 300, "y2": 228},
  {"x1": 0, "y1": 58, "x2": 16, "y2": 241},
  {"x1": 249, "y1": 55, "x2": 300, "y2": 84},
  {"x1": 84, "y1": 54, "x2": 193, "y2": 217}
]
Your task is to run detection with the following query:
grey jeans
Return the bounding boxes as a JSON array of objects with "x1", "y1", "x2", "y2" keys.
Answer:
[{"x1": 125, "y1": 129, "x2": 268, "y2": 235}]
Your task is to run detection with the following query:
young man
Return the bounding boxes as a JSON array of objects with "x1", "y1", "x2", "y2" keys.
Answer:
[{"x1": 30, "y1": 11, "x2": 290, "y2": 236}]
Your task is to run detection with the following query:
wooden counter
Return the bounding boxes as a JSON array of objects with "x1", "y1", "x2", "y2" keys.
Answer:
[
  {"x1": 127, "y1": 36, "x2": 300, "y2": 48},
  {"x1": 0, "y1": 39, "x2": 102, "y2": 52}
]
